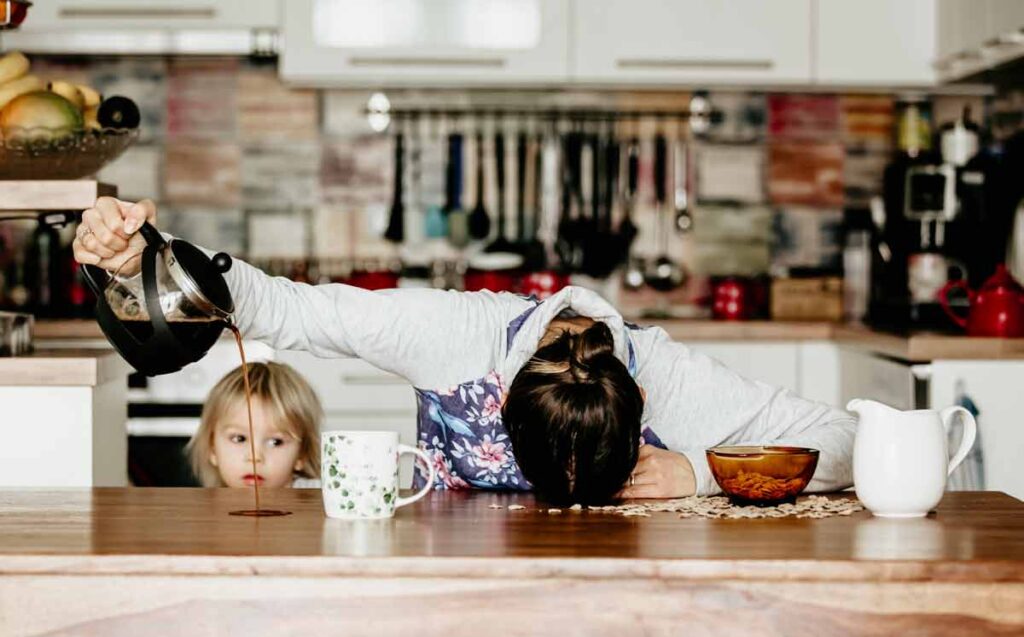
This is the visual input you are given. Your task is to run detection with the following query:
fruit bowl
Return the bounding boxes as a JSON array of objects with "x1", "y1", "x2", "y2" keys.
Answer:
[
  {"x1": 706, "y1": 446, "x2": 819, "y2": 506},
  {"x1": 0, "y1": 126, "x2": 139, "y2": 179}
]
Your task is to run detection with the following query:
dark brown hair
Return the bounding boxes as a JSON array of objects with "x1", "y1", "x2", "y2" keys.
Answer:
[{"x1": 502, "y1": 321, "x2": 643, "y2": 504}]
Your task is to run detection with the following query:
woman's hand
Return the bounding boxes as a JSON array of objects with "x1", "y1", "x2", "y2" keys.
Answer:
[
  {"x1": 73, "y1": 197, "x2": 157, "y2": 274},
  {"x1": 617, "y1": 444, "x2": 697, "y2": 499}
]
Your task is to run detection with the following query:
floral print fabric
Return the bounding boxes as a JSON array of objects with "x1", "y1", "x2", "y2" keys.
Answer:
[{"x1": 412, "y1": 306, "x2": 663, "y2": 491}]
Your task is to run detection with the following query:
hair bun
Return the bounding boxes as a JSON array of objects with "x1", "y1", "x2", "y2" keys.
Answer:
[{"x1": 572, "y1": 321, "x2": 615, "y2": 369}]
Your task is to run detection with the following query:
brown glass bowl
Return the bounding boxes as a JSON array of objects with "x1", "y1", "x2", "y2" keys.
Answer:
[{"x1": 706, "y1": 446, "x2": 819, "y2": 506}]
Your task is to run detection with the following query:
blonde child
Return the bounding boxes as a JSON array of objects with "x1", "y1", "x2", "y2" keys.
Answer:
[{"x1": 187, "y1": 361, "x2": 322, "y2": 488}]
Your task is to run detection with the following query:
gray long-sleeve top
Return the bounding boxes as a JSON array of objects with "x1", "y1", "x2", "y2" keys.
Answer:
[{"x1": 223, "y1": 255, "x2": 855, "y2": 496}]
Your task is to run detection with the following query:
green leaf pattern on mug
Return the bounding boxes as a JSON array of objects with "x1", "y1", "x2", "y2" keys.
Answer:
[{"x1": 323, "y1": 433, "x2": 403, "y2": 518}]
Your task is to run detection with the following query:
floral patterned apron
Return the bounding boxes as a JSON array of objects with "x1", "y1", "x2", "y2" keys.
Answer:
[{"x1": 413, "y1": 304, "x2": 666, "y2": 490}]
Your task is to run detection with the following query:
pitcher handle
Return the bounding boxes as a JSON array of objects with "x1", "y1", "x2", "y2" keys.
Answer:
[
  {"x1": 394, "y1": 444, "x2": 436, "y2": 509},
  {"x1": 940, "y1": 406, "x2": 977, "y2": 476}
]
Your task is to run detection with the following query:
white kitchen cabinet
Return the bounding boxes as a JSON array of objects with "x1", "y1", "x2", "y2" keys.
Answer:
[
  {"x1": 281, "y1": 0, "x2": 570, "y2": 86},
  {"x1": 927, "y1": 361, "x2": 1024, "y2": 501},
  {"x1": 3, "y1": 0, "x2": 280, "y2": 55},
  {"x1": 814, "y1": 0, "x2": 937, "y2": 86},
  {"x1": 935, "y1": 0, "x2": 1024, "y2": 82},
  {"x1": 274, "y1": 351, "x2": 420, "y2": 485},
  {"x1": 837, "y1": 346, "x2": 918, "y2": 411},
  {"x1": 688, "y1": 342, "x2": 801, "y2": 395},
  {"x1": 571, "y1": 0, "x2": 812, "y2": 85}
]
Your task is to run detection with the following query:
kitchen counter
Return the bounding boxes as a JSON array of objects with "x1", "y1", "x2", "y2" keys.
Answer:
[
  {"x1": 35, "y1": 318, "x2": 1024, "y2": 362},
  {"x1": 0, "y1": 347, "x2": 129, "y2": 386},
  {"x1": 0, "y1": 349, "x2": 130, "y2": 489},
  {"x1": 1, "y1": 488, "x2": 1023, "y2": 636}
]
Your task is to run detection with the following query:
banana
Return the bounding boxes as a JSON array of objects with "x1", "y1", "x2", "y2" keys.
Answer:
[
  {"x1": 75, "y1": 83, "x2": 101, "y2": 109},
  {"x1": 0, "y1": 75, "x2": 44, "y2": 111},
  {"x1": 0, "y1": 52, "x2": 29, "y2": 86},
  {"x1": 83, "y1": 105, "x2": 100, "y2": 131},
  {"x1": 47, "y1": 80, "x2": 84, "y2": 110}
]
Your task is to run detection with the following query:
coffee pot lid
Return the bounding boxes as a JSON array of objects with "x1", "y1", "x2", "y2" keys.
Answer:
[{"x1": 166, "y1": 239, "x2": 234, "y2": 319}]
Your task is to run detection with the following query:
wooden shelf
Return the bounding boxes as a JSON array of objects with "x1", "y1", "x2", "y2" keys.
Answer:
[{"x1": 0, "y1": 180, "x2": 116, "y2": 212}]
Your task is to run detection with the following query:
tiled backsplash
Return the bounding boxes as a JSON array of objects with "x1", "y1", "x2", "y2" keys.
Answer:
[{"x1": 29, "y1": 57, "x2": 986, "y2": 283}]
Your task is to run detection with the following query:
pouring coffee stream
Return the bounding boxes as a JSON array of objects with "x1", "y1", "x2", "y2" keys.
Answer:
[{"x1": 82, "y1": 221, "x2": 289, "y2": 516}]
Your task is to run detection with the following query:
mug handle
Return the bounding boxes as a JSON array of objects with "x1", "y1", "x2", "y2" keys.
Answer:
[
  {"x1": 394, "y1": 444, "x2": 437, "y2": 509},
  {"x1": 940, "y1": 406, "x2": 977, "y2": 476}
]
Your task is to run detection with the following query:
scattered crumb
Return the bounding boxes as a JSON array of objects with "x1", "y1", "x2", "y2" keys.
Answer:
[
  {"x1": 488, "y1": 504, "x2": 503, "y2": 509},
  {"x1": 569, "y1": 504, "x2": 583, "y2": 511},
  {"x1": 547, "y1": 508, "x2": 562, "y2": 514},
  {"x1": 508, "y1": 504, "x2": 526, "y2": 511}
]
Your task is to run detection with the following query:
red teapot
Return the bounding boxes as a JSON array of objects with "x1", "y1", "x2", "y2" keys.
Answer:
[{"x1": 939, "y1": 265, "x2": 1024, "y2": 337}]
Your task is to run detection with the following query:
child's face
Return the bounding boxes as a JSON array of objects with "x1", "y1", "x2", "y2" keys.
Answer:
[{"x1": 209, "y1": 397, "x2": 305, "y2": 489}]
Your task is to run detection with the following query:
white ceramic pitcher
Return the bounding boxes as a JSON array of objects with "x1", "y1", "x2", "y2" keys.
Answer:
[{"x1": 847, "y1": 399, "x2": 977, "y2": 518}]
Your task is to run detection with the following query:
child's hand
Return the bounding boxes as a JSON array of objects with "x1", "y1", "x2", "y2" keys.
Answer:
[
  {"x1": 617, "y1": 445, "x2": 696, "y2": 499},
  {"x1": 73, "y1": 197, "x2": 157, "y2": 274}
]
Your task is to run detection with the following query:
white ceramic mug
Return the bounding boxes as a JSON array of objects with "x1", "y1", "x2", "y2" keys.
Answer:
[
  {"x1": 849, "y1": 399, "x2": 977, "y2": 518},
  {"x1": 321, "y1": 430, "x2": 436, "y2": 520}
]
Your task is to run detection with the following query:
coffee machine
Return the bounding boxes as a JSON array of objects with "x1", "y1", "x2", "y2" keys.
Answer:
[{"x1": 870, "y1": 103, "x2": 988, "y2": 331}]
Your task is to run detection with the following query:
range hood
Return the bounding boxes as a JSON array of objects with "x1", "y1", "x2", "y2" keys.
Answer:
[{"x1": 0, "y1": 0, "x2": 279, "y2": 56}]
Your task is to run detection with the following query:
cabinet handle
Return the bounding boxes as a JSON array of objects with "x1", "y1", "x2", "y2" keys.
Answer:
[
  {"x1": 616, "y1": 58, "x2": 773, "y2": 71},
  {"x1": 349, "y1": 57, "x2": 506, "y2": 69},
  {"x1": 58, "y1": 7, "x2": 217, "y2": 19},
  {"x1": 341, "y1": 374, "x2": 408, "y2": 386}
]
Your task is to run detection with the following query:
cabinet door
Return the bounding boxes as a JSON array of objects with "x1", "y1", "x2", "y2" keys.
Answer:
[
  {"x1": 928, "y1": 361, "x2": 1024, "y2": 502},
  {"x1": 282, "y1": 0, "x2": 570, "y2": 86},
  {"x1": 274, "y1": 351, "x2": 416, "y2": 415},
  {"x1": 837, "y1": 347, "x2": 916, "y2": 411},
  {"x1": 14, "y1": 0, "x2": 278, "y2": 29},
  {"x1": 572, "y1": 0, "x2": 812, "y2": 85},
  {"x1": 815, "y1": 0, "x2": 936, "y2": 86},
  {"x1": 687, "y1": 342, "x2": 800, "y2": 393},
  {"x1": 4, "y1": 0, "x2": 279, "y2": 54}
]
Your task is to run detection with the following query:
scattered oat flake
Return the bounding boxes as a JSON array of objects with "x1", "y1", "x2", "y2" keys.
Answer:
[
  {"x1": 508, "y1": 504, "x2": 526, "y2": 511},
  {"x1": 547, "y1": 508, "x2": 562, "y2": 514},
  {"x1": 488, "y1": 504, "x2": 503, "y2": 509},
  {"x1": 570, "y1": 504, "x2": 583, "y2": 511}
]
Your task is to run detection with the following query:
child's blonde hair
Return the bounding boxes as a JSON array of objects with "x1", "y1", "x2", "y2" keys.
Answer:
[{"x1": 186, "y1": 361, "x2": 322, "y2": 487}]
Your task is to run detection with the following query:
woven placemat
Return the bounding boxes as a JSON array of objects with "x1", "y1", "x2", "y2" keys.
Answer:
[
  {"x1": 490, "y1": 495, "x2": 864, "y2": 520},
  {"x1": 587, "y1": 495, "x2": 864, "y2": 519}
]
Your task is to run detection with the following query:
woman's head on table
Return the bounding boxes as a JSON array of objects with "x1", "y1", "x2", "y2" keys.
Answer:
[
  {"x1": 504, "y1": 319, "x2": 645, "y2": 505},
  {"x1": 187, "y1": 361, "x2": 322, "y2": 488}
]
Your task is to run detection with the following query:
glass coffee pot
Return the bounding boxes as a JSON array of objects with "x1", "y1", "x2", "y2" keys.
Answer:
[{"x1": 82, "y1": 221, "x2": 234, "y2": 376}]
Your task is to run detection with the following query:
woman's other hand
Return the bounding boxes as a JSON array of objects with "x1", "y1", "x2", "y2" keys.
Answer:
[
  {"x1": 73, "y1": 197, "x2": 157, "y2": 274},
  {"x1": 617, "y1": 444, "x2": 696, "y2": 499}
]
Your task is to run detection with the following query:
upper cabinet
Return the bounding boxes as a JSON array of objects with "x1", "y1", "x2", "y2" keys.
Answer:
[
  {"x1": 281, "y1": 0, "x2": 570, "y2": 86},
  {"x1": 936, "y1": 0, "x2": 1024, "y2": 82},
  {"x1": 571, "y1": 0, "x2": 812, "y2": 85},
  {"x1": 815, "y1": 0, "x2": 936, "y2": 86},
  {"x1": 3, "y1": 0, "x2": 280, "y2": 55}
]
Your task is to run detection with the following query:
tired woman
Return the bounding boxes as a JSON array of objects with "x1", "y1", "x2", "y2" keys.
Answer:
[{"x1": 74, "y1": 197, "x2": 855, "y2": 504}]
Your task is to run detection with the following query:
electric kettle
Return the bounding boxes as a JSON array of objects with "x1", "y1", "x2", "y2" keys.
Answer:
[{"x1": 82, "y1": 222, "x2": 234, "y2": 375}]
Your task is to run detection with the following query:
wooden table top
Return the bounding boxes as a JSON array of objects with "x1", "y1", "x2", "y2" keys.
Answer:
[{"x1": 2, "y1": 489, "x2": 1023, "y2": 583}]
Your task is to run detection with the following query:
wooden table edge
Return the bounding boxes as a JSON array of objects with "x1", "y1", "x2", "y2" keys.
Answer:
[{"x1": 3, "y1": 555, "x2": 1022, "y2": 583}]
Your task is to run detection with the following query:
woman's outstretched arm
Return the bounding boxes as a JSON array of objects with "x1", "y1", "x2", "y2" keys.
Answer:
[
  {"x1": 633, "y1": 327, "x2": 856, "y2": 497},
  {"x1": 225, "y1": 256, "x2": 529, "y2": 387}
]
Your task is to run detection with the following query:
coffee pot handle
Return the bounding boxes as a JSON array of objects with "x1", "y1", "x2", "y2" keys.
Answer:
[
  {"x1": 137, "y1": 221, "x2": 167, "y2": 248},
  {"x1": 940, "y1": 406, "x2": 977, "y2": 476}
]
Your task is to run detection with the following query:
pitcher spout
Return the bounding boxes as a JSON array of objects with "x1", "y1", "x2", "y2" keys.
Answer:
[{"x1": 846, "y1": 398, "x2": 899, "y2": 417}]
